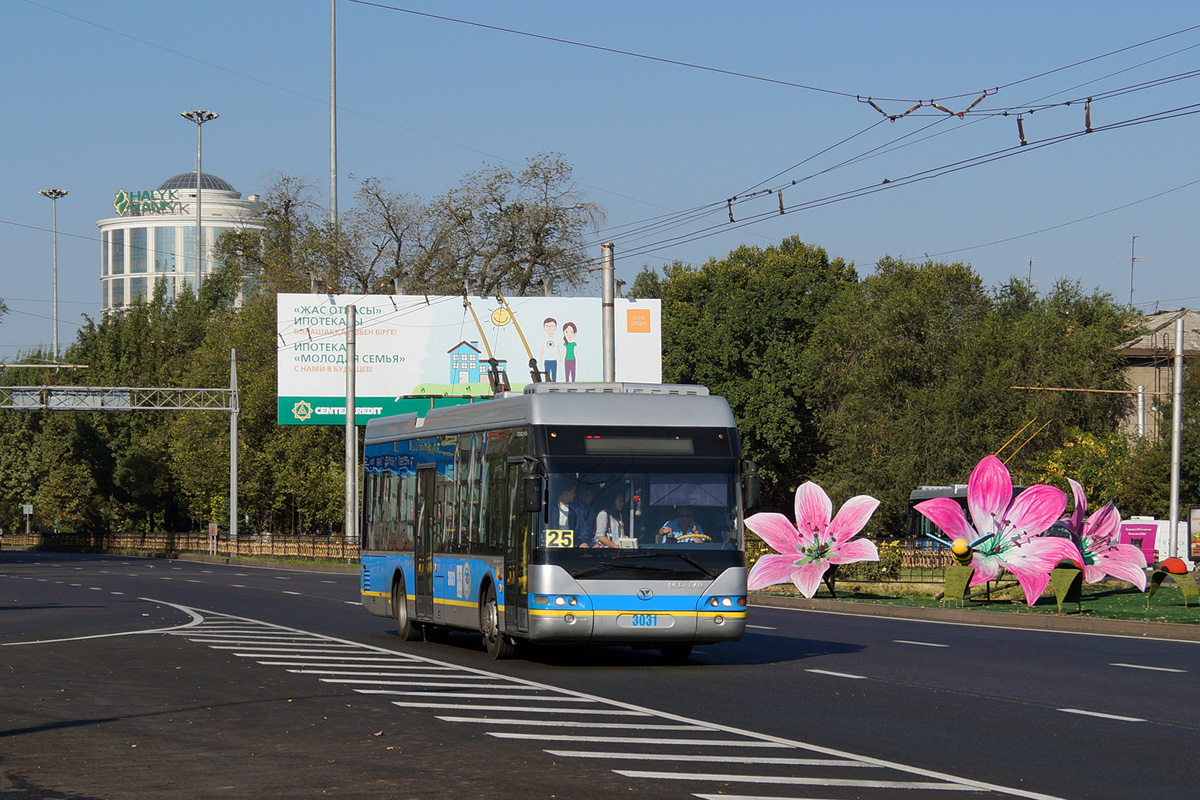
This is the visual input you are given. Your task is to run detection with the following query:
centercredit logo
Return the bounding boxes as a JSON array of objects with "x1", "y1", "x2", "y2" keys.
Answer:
[{"x1": 312, "y1": 405, "x2": 383, "y2": 416}]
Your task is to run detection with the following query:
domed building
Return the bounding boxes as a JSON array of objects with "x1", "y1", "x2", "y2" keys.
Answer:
[{"x1": 96, "y1": 171, "x2": 264, "y2": 312}]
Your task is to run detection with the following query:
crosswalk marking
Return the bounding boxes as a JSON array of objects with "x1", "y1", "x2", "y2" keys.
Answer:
[{"x1": 156, "y1": 600, "x2": 1065, "y2": 800}]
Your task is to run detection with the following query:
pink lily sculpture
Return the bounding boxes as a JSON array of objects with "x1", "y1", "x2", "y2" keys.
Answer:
[
  {"x1": 915, "y1": 455, "x2": 1082, "y2": 606},
  {"x1": 746, "y1": 481, "x2": 880, "y2": 598},
  {"x1": 1061, "y1": 479, "x2": 1147, "y2": 591}
]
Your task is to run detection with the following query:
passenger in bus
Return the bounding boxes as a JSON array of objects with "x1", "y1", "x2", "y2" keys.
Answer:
[
  {"x1": 578, "y1": 486, "x2": 598, "y2": 540},
  {"x1": 658, "y1": 506, "x2": 710, "y2": 543},
  {"x1": 591, "y1": 494, "x2": 627, "y2": 548},
  {"x1": 554, "y1": 485, "x2": 587, "y2": 532}
]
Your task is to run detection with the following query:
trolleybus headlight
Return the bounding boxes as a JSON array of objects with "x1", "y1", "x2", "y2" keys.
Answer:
[
  {"x1": 721, "y1": 597, "x2": 733, "y2": 607},
  {"x1": 554, "y1": 596, "x2": 566, "y2": 606},
  {"x1": 567, "y1": 596, "x2": 578, "y2": 606},
  {"x1": 709, "y1": 597, "x2": 720, "y2": 607}
]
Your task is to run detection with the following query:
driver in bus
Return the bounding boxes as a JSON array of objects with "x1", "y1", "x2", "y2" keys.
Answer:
[{"x1": 657, "y1": 506, "x2": 710, "y2": 543}]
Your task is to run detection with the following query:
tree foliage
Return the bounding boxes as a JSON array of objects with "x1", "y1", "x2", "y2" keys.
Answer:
[
  {"x1": 803, "y1": 261, "x2": 1139, "y2": 533},
  {"x1": 635, "y1": 238, "x2": 859, "y2": 509}
]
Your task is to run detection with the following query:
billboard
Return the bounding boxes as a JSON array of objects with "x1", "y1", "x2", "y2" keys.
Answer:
[{"x1": 276, "y1": 293, "x2": 662, "y2": 425}]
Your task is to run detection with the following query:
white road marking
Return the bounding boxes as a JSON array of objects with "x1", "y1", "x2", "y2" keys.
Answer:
[
  {"x1": 489, "y1": 732, "x2": 781, "y2": 747},
  {"x1": 354, "y1": 682, "x2": 519, "y2": 691},
  {"x1": 282, "y1": 591, "x2": 302, "y2": 595},
  {"x1": 1110, "y1": 662, "x2": 1186, "y2": 673},
  {"x1": 617, "y1": 770, "x2": 962, "y2": 789},
  {"x1": 805, "y1": 668, "x2": 868, "y2": 680},
  {"x1": 165, "y1": 605, "x2": 1068, "y2": 799},
  {"x1": 1058, "y1": 708, "x2": 1146, "y2": 723},
  {"x1": 391, "y1": 702, "x2": 647, "y2": 715},
  {"x1": 319, "y1": 681, "x2": 520, "y2": 686},
  {"x1": 746, "y1": 624, "x2": 776, "y2": 630},
  {"x1": 546, "y1": 751, "x2": 873, "y2": 766},
  {"x1": 285, "y1": 667, "x2": 457, "y2": 674},
  {"x1": 437, "y1": 716, "x2": 700, "y2": 729},
  {"x1": 894, "y1": 639, "x2": 948, "y2": 648},
  {"x1": 379, "y1": 691, "x2": 589, "y2": 701}
]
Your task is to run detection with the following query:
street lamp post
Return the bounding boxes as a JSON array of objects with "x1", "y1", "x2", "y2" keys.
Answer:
[
  {"x1": 180, "y1": 110, "x2": 218, "y2": 283},
  {"x1": 38, "y1": 188, "x2": 68, "y2": 358}
]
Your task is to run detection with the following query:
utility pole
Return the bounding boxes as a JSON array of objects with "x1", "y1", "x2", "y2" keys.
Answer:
[
  {"x1": 181, "y1": 111, "x2": 218, "y2": 282},
  {"x1": 1168, "y1": 317, "x2": 1184, "y2": 560},
  {"x1": 344, "y1": 304, "x2": 357, "y2": 546},
  {"x1": 330, "y1": 0, "x2": 338, "y2": 224},
  {"x1": 1127, "y1": 234, "x2": 1145, "y2": 307},
  {"x1": 37, "y1": 188, "x2": 67, "y2": 358},
  {"x1": 601, "y1": 243, "x2": 616, "y2": 382}
]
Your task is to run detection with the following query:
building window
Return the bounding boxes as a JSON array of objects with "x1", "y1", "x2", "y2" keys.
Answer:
[
  {"x1": 183, "y1": 227, "x2": 198, "y2": 276},
  {"x1": 130, "y1": 228, "x2": 147, "y2": 273},
  {"x1": 154, "y1": 227, "x2": 175, "y2": 273},
  {"x1": 130, "y1": 277, "x2": 148, "y2": 302},
  {"x1": 112, "y1": 229, "x2": 125, "y2": 275},
  {"x1": 101, "y1": 230, "x2": 109, "y2": 277},
  {"x1": 111, "y1": 278, "x2": 125, "y2": 307}
]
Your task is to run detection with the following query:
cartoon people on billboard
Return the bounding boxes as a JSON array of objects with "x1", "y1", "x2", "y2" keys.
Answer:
[
  {"x1": 562, "y1": 322, "x2": 578, "y2": 382},
  {"x1": 540, "y1": 317, "x2": 560, "y2": 381}
]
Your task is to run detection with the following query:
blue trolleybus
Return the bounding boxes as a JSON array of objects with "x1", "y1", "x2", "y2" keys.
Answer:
[{"x1": 360, "y1": 382, "x2": 759, "y2": 660}]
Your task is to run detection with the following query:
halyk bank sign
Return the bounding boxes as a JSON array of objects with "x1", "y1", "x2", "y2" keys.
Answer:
[{"x1": 112, "y1": 188, "x2": 185, "y2": 216}]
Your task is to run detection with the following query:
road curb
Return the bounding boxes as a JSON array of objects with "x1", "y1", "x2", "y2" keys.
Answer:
[
  {"x1": 750, "y1": 594, "x2": 1200, "y2": 641},
  {"x1": 171, "y1": 553, "x2": 360, "y2": 574}
]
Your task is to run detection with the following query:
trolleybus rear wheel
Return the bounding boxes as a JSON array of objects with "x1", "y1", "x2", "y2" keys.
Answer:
[
  {"x1": 392, "y1": 575, "x2": 420, "y2": 641},
  {"x1": 481, "y1": 584, "x2": 517, "y2": 659}
]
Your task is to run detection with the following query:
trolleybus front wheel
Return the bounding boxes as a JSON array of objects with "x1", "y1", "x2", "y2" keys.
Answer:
[
  {"x1": 480, "y1": 584, "x2": 517, "y2": 659},
  {"x1": 392, "y1": 576, "x2": 420, "y2": 642}
]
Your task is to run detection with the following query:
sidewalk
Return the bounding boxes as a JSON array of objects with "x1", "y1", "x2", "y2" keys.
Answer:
[{"x1": 751, "y1": 593, "x2": 1200, "y2": 641}]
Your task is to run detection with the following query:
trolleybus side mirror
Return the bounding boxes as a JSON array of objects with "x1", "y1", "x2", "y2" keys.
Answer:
[
  {"x1": 742, "y1": 461, "x2": 761, "y2": 512},
  {"x1": 523, "y1": 474, "x2": 544, "y2": 513}
]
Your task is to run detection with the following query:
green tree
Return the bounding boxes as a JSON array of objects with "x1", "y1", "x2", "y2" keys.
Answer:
[
  {"x1": 804, "y1": 262, "x2": 1136, "y2": 535},
  {"x1": 637, "y1": 237, "x2": 859, "y2": 509}
]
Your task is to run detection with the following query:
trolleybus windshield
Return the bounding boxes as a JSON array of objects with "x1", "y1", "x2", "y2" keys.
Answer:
[{"x1": 537, "y1": 457, "x2": 744, "y2": 579}]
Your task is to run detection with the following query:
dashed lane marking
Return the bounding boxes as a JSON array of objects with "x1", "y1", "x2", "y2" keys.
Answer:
[{"x1": 1110, "y1": 662, "x2": 1186, "y2": 673}]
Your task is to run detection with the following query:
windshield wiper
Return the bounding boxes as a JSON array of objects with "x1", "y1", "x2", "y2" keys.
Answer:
[
  {"x1": 631, "y1": 551, "x2": 719, "y2": 578},
  {"x1": 570, "y1": 560, "x2": 666, "y2": 579},
  {"x1": 570, "y1": 552, "x2": 718, "y2": 579}
]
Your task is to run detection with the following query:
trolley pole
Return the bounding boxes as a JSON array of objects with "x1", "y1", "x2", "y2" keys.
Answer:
[
  {"x1": 344, "y1": 305, "x2": 357, "y2": 546},
  {"x1": 601, "y1": 243, "x2": 616, "y2": 383}
]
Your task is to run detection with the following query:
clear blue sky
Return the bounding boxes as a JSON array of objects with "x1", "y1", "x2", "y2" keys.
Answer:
[{"x1": 3, "y1": 0, "x2": 1198, "y2": 362}]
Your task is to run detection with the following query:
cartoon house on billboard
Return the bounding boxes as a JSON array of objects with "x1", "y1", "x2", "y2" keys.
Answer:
[{"x1": 447, "y1": 341, "x2": 507, "y2": 386}]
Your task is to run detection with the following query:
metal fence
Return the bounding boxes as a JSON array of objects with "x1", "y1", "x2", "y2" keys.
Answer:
[
  {"x1": 1, "y1": 531, "x2": 360, "y2": 562},
  {"x1": 746, "y1": 537, "x2": 953, "y2": 584},
  {"x1": 5, "y1": 533, "x2": 950, "y2": 582}
]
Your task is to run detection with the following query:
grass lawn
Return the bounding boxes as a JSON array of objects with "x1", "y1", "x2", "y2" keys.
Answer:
[{"x1": 755, "y1": 577, "x2": 1200, "y2": 626}]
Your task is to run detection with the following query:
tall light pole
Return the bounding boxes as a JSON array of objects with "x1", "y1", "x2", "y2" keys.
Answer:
[
  {"x1": 38, "y1": 188, "x2": 68, "y2": 358},
  {"x1": 181, "y1": 110, "x2": 218, "y2": 282}
]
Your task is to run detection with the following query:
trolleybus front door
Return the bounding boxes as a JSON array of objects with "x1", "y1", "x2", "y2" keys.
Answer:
[
  {"x1": 414, "y1": 465, "x2": 436, "y2": 622},
  {"x1": 505, "y1": 463, "x2": 530, "y2": 634}
]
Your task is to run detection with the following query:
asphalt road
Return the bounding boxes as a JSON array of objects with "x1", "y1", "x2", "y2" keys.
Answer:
[{"x1": 2, "y1": 551, "x2": 1197, "y2": 799}]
